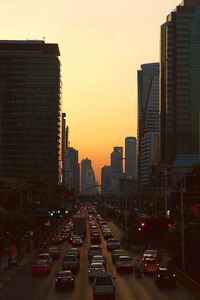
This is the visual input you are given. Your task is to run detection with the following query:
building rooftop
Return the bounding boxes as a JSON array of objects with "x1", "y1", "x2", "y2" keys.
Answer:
[{"x1": 0, "y1": 40, "x2": 60, "y2": 56}]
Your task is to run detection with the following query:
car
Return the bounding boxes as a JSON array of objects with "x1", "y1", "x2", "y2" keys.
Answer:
[
  {"x1": 142, "y1": 249, "x2": 162, "y2": 262},
  {"x1": 107, "y1": 238, "x2": 120, "y2": 251},
  {"x1": 90, "y1": 234, "x2": 101, "y2": 244},
  {"x1": 48, "y1": 247, "x2": 60, "y2": 259},
  {"x1": 37, "y1": 253, "x2": 53, "y2": 265},
  {"x1": 55, "y1": 270, "x2": 75, "y2": 290},
  {"x1": 93, "y1": 274, "x2": 116, "y2": 300},
  {"x1": 115, "y1": 255, "x2": 134, "y2": 273},
  {"x1": 154, "y1": 267, "x2": 176, "y2": 288},
  {"x1": 62, "y1": 255, "x2": 80, "y2": 272},
  {"x1": 91, "y1": 255, "x2": 106, "y2": 268},
  {"x1": 88, "y1": 262, "x2": 106, "y2": 282},
  {"x1": 32, "y1": 259, "x2": 51, "y2": 275},
  {"x1": 143, "y1": 258, "x2": 160, "y2": 273},
  {"x1": 88, "y1": 245, "x2": 102, "y2": 260},
  {"x1": 72, "y1": 237, "x2": 83, "y2": 246},
  {"x1": 112, "y1": 249, "x2": 128, "y2": 264},
  {"x1": 66, "y1": 247, "x2": 80, "y2": 258}
]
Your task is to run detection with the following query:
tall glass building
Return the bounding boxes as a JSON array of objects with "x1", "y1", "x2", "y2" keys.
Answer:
[
  {"x1": 160, "y1": 0, "x2": 200, "y2": 165},
  {"x1": 137, "y1": 63, "x2": 159, "y2": 189},
  {"x1": 125, "y1": 137, "x2": 137, "y2": 180},
  {"x1": 0, "y1": 40, "x2": 61, "y2": 185}
]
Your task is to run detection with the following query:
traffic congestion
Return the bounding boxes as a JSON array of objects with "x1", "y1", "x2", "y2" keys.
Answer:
[{"x1": 0, "y1": 204, "x2": 196, "y2": 300}]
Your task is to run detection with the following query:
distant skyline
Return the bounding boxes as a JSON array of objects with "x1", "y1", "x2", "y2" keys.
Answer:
[{"x1": 0, "y1": 0, "x2": 179, "y2": 181}]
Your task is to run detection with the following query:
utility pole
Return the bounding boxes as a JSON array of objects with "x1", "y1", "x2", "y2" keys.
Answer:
[
  {"x1": 125, "y1": 193, "x2": 128, "y2": 240},
  {"x1": 181, "y1": 167, "x2": 186, "y2": 272}
]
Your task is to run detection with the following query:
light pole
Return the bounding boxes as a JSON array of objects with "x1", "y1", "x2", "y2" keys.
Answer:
[{"x1": 181, "y1": 167, "x2": 186, "y2": 272}]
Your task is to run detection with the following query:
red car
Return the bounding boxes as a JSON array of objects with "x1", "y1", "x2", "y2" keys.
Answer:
[{"x1": 32, "y1": 259, "x2": 51, "y2": 275}]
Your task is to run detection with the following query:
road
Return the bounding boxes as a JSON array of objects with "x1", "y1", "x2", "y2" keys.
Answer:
[{"x1": 0, "y1": 220, "x2": 197, "y2": 300}]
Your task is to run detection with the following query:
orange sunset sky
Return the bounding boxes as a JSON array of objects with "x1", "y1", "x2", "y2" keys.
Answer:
[{"x1": 0, "y1": 0, "x2": 179, "y2": 182}]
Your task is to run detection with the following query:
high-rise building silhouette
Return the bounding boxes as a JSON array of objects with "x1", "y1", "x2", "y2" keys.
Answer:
[
  {"x1": 110, "y1": 147, "x2": 123, "y2": 193},
  {"x1": 160, "y1": 0, "x2": 200, "y2": 165},
  {"x1": 125, "y1": 137, "x2": 137, "y2": 180},
  {"x1": 101, "y1": 166, "x2": 112, "y2": 194},
  {"x1": 0, "y1": 40, "x2": 61, "y2": 185},
  {"x1": 65, "y1": 147, "x2": 80, "y2": 194},
  {"x1": 62, "y1": 113, "x2": 67, "y2": 185},
  {"x1": 137, "y1": 63, "x2": 159, "y2": 189},
  {"x1": 81, "y1": 158, "x2": 97, "y2": 194}
]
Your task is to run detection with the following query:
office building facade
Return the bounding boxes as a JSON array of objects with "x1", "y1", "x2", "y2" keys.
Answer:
[
  {"x1": 160, "y1": 0, "x2": 200, "y2": 165},
  {"x1": 101, "y1": 166, "x2": 112, "y2": 194},
  {"x1": 65, "y1": 147, "x2": 80, "y2": 194},
  {"x1": 0, "y1": 40, "x2": 61, "y2": 185},
  {"x1": 125, "y1": 137, "x2": 137, "y2": 180},
  {"x1": 62, "y1": 113, "x2": 67, "y2": 185},
  {"x1": 110, "y1": 147, "x2": 123, "y2": 193},
  {"x1": 137, "y1": 63, "x2": 159, "y2": 189},
  {"x1": 81, "y1": 158, "x2": 97, "y2": 194}
]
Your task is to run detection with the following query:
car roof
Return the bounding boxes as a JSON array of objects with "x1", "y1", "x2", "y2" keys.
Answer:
[
  {"x1": 114, "y1": 249, "x2": 126, "y2": 254},
  {"x1": 158, "y1": 267, "x2": 168, "y2": 271},
  {"x1": 92, "y1": 255, "x2": 104, "y2": 258},
  {"x1": 91, "y1": 262, "x2": 104, "y2": 266},
  {"x1": 119, "y1": 255, "x2": 131, "y2": 259}
]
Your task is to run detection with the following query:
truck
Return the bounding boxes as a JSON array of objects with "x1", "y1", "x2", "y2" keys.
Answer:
[{"x1": 73, "y1": 214, "x2": 86, "y2": 238}]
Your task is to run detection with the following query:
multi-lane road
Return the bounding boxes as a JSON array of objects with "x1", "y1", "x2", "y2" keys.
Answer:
[{"x1": 0, "y1": 219, "x2": 197, "y2": 300}]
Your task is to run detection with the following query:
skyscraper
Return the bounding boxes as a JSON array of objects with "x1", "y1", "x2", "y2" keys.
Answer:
[
  {"x1": 137, "y1": 63, "x2": 159, "y2": 189},
  {"x1": 62, "y1": 113, "x2": 67, "y2": 185},
  {"x1": 110, "y1": 147, "x2": 123, "y2": 193},
  {"x1": 81, "y1": 158, "x2": 97, "y2": 194},
  {"x1": 65, "y1": 147, "x2": 80, "y2": 194},
  {"x1": 0, "y1": 40, "x2": 61, "y2": 185},
  {"x1": 160, "y1": 0, "x2": 200, "y2": 165},
  {"x1": 101, "y1": 166, "x2": 112, "y2": 194},
  {"x1": 125, "y1": 137, "x2": 137, "y2": 179}
]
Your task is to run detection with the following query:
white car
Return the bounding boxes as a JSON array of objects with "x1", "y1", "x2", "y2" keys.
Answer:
[
  {"x1": 91, "y1": 255, "x2": 106, "y2": 268},
  {"x1": 88, "y1": 262, "x2": 106, "y2": 281}
]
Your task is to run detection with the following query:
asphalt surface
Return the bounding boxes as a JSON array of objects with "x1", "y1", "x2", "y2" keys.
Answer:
[{"x1": 0, "y1": 220, "x2": 197, "y2": 300}]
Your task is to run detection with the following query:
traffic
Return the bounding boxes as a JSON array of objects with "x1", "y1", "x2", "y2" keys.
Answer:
[{"x1": 0, "y1": 204, "x2": 196, "y2": 300}]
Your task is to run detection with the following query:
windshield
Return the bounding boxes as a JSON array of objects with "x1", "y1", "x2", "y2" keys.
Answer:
[
  {"x1": 57, "y1": 272, "x2": 72, "y2": 277},
  {"x1": 120, "y1": 257, "x2": 131, "y2": 261},
  {"x1": 91, "y1": 263, "x2": 103, "y2": 268}
]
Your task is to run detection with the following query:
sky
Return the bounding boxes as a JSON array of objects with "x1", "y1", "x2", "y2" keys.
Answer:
[{"x1": 0, "y1": 0, "x2": 179, "y2": 182}]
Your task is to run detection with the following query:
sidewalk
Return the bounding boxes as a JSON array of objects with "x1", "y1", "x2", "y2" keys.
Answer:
[{"x1": 0, "y1": 247, "x2": 35, "y2": 290}]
